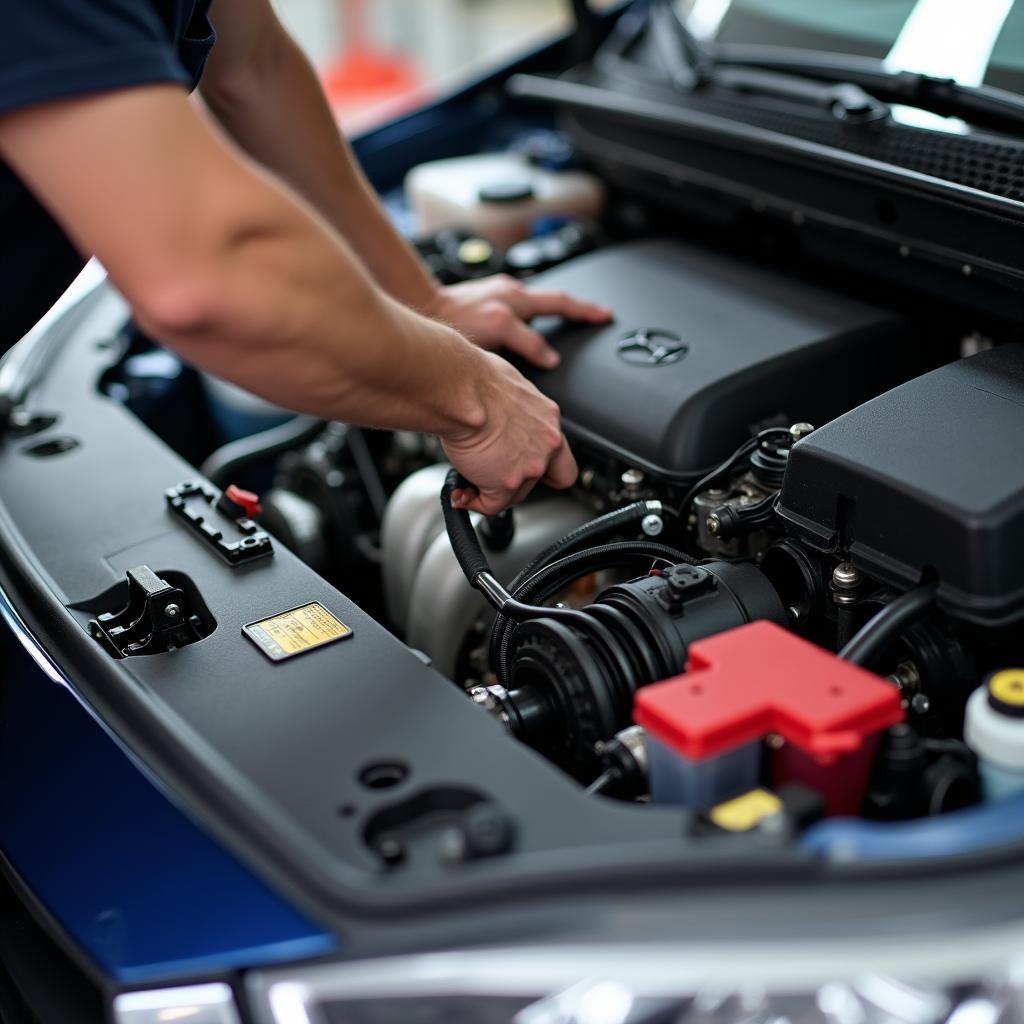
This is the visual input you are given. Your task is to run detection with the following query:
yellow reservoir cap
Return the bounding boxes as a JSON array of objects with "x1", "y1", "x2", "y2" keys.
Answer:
[
  {"x1": 709, "y1": 788, "x2": 783, "y2": 832},
  {"x1": 457, "y1": 238, "x2": 495, "y2": 266},
  {"x1": 988, "y1": 669, "x2": 1024, "y2": 709}
]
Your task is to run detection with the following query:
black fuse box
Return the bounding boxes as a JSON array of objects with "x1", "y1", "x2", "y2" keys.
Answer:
[{"x1": 778, "y1": 344, "x2": 1024, "y2": 625}]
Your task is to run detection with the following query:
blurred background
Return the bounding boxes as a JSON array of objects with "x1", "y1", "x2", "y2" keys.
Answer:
[{"x1": 272, "y1": 0, "x2": 613, "y2": 131}]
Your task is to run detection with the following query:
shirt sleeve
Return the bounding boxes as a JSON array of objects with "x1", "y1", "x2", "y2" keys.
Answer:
[{"x1": 0, "y1": 0, "x2": 191, "y2": 120}]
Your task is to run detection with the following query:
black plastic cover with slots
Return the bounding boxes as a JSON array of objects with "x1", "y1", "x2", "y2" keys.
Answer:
[{"x1": 165, "y1": 479, "x2": 273, "y2": 566}]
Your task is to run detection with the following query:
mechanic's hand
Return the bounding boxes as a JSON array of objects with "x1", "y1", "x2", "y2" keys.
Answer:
[
  {"x1": 442, "y1": 352, "x2": 578, "y2": 514},
  {"x1": 427, "y1": 274, "x2": 612, "y2": 369}
]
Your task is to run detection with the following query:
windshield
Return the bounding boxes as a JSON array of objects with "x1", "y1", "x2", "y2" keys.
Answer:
[{"x1": 683, "y1": 0, "x2": 1024, "y2": 93}]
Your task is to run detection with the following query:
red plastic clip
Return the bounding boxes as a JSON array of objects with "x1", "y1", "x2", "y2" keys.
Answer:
[{"x1": 221, "y1": 484, "x2": 262, "y2": 521}]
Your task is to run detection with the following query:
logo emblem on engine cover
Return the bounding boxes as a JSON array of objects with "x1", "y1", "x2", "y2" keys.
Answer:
[{"x1": 616, "y1": 328, "x2": 687, "y2": 366}]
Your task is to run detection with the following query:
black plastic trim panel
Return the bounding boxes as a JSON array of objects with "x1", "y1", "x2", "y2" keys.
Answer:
[{"x1": 5, "y1": 281, "x2": 1024, "y2": 961}]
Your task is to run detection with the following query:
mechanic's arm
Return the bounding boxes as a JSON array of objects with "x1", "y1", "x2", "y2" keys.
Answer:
[
  {"x1": 199, "y1": 0, "x2": 611, "y2": 368},
  {"x1": 0, "y1": 85, "x2": 573, "y2": 513}
]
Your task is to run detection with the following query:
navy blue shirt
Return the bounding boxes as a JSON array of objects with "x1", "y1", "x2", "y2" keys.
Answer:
[{"x1": 0, "y1": 1, "x2": 216, "y2": 350}]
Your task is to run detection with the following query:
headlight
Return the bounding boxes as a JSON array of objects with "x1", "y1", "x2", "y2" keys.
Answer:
[
  {"x1": 236, "y1": 936, "x2": 1024, "y2": 1024},
  {"x1": 113, "y1": 982, "x2": 240, "y2": 1023}
]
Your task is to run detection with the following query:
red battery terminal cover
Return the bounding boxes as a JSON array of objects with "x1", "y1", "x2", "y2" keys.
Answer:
[{"x1": 634, "y1": 621, "x2": 905, "y2": 814}]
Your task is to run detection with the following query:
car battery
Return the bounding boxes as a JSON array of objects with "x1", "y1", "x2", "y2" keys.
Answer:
[{"x1": 634, "y1": 621, "x2": 905, "y2": 815}]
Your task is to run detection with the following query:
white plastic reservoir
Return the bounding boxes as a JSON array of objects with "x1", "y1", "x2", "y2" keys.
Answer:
[{"x1": 405, "y1": 153, "x2": 606, "y2": 247}]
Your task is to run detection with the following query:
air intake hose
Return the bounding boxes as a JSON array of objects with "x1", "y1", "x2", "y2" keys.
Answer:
[{"x1": 441, "y1": 473, "x2": 787, "y2": 775}]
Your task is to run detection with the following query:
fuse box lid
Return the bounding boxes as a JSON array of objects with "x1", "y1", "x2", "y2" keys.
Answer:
[{"x1": 777, "y1": 344, "x2": 1024, "y2": 625}]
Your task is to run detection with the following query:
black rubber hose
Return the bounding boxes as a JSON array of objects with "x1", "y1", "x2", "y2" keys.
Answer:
[
  {"x1": 440, "y1": 468, "x2": 491, "y2": 585},
  {"x1": 494, "y1": 539, "x2": 688, "y2": 683},
  {"x1": 200, "y1": 415, "x2": 327, "y2": 489},
  {"x1": 838, "y1": 583, "x2": 938, "y2": 669},
  {"x1": 346, "y1": 426, "x2": 388, "y2": 521},
  {"x1": 570, "y1": 0, "x2": 598, "y2": 59},
  {"x1": 507, "y1": 501, "x2": 681, "y2": 597},
  {"x1": 490, "y1": 504, "x2": 689, "y2": 674}
]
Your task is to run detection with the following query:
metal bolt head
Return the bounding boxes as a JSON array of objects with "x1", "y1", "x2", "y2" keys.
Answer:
[
  {"x1": 468, "y1": 685, "x2": 512, "y2": 730},
  {"x1": 706, "y1": 514, "x2": 721, "y2": 537},
  {"x1": 163, "y1": 603, "x2": 181, "y2": 620},
  {"x1": 910, "y1": 693, "x2": 931, "y2": 715},
  {"x1": 641, "y1": 513, "x2": 664, "y2": 537},
  {"x1": 831, "y1": 562, "x2": 863, "y2": 606},
  {"x1": 832, "y1": 562, "x2": 863, "y2": 590},
  {"x1": 790, "y1": 422, "x2": 815, "y2": 441},
  {"x1": 376, "y1": 837, "x2": 405, "y2": 865},
  {"x1": 620, "y1": 468, "x2": 645, "y2": 493},
  {"x1": 469, "y1": 686, "x2": 497, "y2": 713},
  {"x1": 888, "y1": 660, "x2": 922, "y2": 693},
  {"x1": 613, "y1": 725, "x2": 648, "y2": 775}
]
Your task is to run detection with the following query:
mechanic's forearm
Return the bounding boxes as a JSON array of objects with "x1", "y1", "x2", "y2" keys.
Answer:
[
  {"x1": 137, "y1": 186, "x2": 486, "y2": 436},
  {"x1": 201, "y1": 25, "x2": 440, "y2": 312}
]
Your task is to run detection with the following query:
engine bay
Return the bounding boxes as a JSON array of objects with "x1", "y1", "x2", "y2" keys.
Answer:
[
  {"x1": 6, "y1": 4, "x2": 1024, "y2": 922},
  {"x1": 86, "y1": 204, "x2": 1024, "y2": 873},
  {"x1": 376, "y1": 244, "x2": 1004, "y2": 831}
]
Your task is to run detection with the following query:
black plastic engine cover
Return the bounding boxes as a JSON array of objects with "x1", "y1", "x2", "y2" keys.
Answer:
[
  {"x1": 527, "y1": 239, "x2": 936, "y2": 481},
  {"x1": 778, "y1": 344, "x2": 1024, "y2": 626}
]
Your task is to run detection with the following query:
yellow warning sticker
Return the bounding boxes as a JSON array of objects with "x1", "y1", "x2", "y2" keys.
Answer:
[{"x1": 243, "y1": 602, "x2": 353, "y2": 662}]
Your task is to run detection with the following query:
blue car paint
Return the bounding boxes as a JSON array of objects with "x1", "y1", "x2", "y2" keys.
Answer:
[{"x1": 0, "y1": 629, "x2": 335, "y2": 984}]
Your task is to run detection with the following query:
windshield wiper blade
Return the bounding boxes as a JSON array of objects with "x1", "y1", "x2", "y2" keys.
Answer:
[
  {"x1": 653, "y1": 0, "x2": 1024, "y2": 135},
  {"x1": 714, "y1": 43, "x2": 1024, "y2": 135},
  {"x1": 711, "y1": 65, "x2": 890, "y2": 124},
  {"x1": 650, "y1": 1, "x2": 887, "y2": 124}
]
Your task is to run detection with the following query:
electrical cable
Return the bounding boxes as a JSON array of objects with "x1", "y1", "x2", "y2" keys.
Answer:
[
  {"x1": 585, "y1": 770, "x2": 614, "y2": 796},
  {"x1": 506, "y1": 500, "x2": 681, "y2": 605},
  {"x1": 676, "y1": 426, "x2": 793, "y2": 522},
  {"x1": 838, "y1": 583, "x2": 938, "y2": 669}
]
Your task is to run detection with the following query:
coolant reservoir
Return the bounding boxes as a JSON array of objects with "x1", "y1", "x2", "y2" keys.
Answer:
[
  {"x1": 965, "y1": 670, "x2": 1024, "y2": 800},
  {"x1": 405, "y1": 153, "x2": 605, "y2": 247}
]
